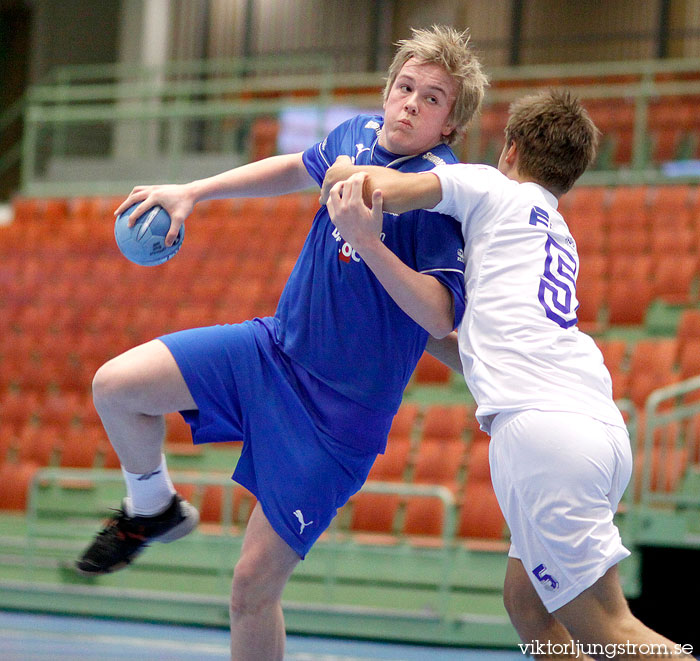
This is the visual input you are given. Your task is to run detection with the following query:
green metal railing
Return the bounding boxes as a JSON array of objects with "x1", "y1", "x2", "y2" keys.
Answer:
[
  {"x1": 6, "y1": 55, "x2": 700, "y2": 198},
  {"x1": 641, "y1": 375, "x2": 700, "y2": 509},
  {"x1": 616, "y1": 375, "x2": 700, "y2": 574},
  {"x1": 6, "y1": 465, "x2": 517, "y2": 645}
]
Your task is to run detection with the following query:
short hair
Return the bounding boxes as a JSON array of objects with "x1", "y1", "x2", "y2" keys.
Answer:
[
  {"x1": 504, "y1": 90, "x2": 600, "y2": 196},
  {"x1": 383, "y1": 25, "x2": 488, "y2": 147}
]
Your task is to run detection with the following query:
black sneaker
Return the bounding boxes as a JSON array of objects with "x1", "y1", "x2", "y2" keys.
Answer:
[{"x1": 75, "y1": 494, "x2": 199, "y2": 576}]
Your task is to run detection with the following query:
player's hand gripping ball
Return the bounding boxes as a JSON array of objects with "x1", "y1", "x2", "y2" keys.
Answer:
[{"x1": 114, "y1": 204, "x2": 184, "y2": 266}]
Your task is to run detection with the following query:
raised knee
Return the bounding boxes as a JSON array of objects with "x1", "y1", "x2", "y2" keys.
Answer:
[{"x1": 92, "y1": 358, "x2": 139, "y2": 412}]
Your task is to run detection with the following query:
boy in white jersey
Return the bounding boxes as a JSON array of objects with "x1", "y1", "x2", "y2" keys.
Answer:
[{"x1": 323, "y1": 90, "x2": 692, "y2": 658}]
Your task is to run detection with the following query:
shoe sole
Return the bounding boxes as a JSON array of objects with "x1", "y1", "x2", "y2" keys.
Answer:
[
  {"x1": 75, "y1": 502, "x2": 200, "y2": 576},
  {"x1": 75, "y1": 556, "x2": 138, "y2": 577},
  {"x1": 154, "y1": 501, "x2": 200, "y2": 543}
]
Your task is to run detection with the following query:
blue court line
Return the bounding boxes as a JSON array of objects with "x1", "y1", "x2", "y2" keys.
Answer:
[{"x1": 0, "y1": 610, "x2": 527, "y2": 660}]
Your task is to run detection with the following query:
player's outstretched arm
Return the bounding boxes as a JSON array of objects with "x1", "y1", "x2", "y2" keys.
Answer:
[
  {"x1": 115, "y1": 152, "x2": 315, "y2": 246},
  {"x1": 320, "y1": 156, "x2": 442, "y2": 214},
  {"x1": 327, "y1": 174, "x2": 455, "y2": 339}
]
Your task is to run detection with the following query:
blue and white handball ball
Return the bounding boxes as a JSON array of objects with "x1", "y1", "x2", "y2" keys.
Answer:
[{"x1": 114, "y1": 204, "x2": 184, "y2": 266}]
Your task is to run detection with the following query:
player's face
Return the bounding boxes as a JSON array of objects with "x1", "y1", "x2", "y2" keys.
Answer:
[{"x1": 380, "y1": 58, "x2": 457, "y2": 156}]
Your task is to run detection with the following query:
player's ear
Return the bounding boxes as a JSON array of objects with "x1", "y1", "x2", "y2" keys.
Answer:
[{"x1": 441, "y1": 119, "x2": 456, "y2": 139}]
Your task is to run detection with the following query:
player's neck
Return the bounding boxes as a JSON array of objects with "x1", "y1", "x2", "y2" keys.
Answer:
[{"x1": 503, "y1": 166, "x2": 560, "y2": 201}]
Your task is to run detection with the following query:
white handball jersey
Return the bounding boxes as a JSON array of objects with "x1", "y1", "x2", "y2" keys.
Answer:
[{"x1": 430, "y1": 163, "x2": 625, "y2": 434}]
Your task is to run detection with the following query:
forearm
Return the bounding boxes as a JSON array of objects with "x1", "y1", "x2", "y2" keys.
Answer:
[
  {"x1": 322, "y1": 163, "x2": 442, "y2": 214},
  {"x1": 188, "y1": 152, "x2": 315, "y2": 204},
  {"x1": 115, "y1": 152, "x2": 316, "y2": 244},
  {"x1": 425, "y1": 332, "x2": 462, "y2": 373},
  {"x1": 359, "y1": 239, "x2": 455, "y2": 339}
]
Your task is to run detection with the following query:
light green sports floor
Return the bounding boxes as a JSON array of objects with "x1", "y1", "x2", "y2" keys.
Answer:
[{"x1": 0, "y1": 610, "x2": 527, "y2": 660}]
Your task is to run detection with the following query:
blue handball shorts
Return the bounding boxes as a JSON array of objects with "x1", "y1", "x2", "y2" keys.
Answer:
[{"x1": 159, "y1": 318, "x2": 380, "y2": 558}]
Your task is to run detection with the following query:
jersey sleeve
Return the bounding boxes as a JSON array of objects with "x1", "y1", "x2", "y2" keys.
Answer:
[
  {"x1": 430, "y1": 163, "x2": 500, "y2": 224},
  {"x1": 301, "y1": 116, "x2": 360, "y2": 187},
  {"x1": 413, "y1": 210, "x2": 466, "y2": 329}
]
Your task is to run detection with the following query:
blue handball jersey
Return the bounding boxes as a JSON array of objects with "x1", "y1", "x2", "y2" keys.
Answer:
[{"x1": 273, "y1": 114, "x2": 466, "y2": 415}]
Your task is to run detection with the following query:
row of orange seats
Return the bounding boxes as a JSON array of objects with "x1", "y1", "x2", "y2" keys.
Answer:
[
  {"x1": 598, "y1": 331, "x2": 700, "y2": 409},
  {"x1": 8, "y1": 192, "x2": 320, "y2": 227},
  {"x1": 0, "y1": 453, "x2": 505, "y2": 544},
  {"x1": 0, "y1": 399, "x2": 505, "y2": 542},
  {"x1": 479, "y1": 97, "x2": 700, "y2": 167},
  {"x1": 577, "y1": 268, "x2": 697, "y2": 330}
]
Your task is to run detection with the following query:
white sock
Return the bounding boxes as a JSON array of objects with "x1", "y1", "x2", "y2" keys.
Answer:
[{"x1": 121, "y1": 454, "x2": 176, "y2": 517}]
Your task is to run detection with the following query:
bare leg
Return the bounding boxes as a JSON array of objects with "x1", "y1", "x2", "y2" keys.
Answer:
[
  {"x1": 229, "y1": 503, "x2": 300, "y2": 661},
  {"x1": 504, "y1": 558, "x2": 593, "y2": 659},
  {"x1": 554, "y1": 565, "x2": 693, "y2": 660},
  {"x1": 92, "y1": 339, "x2": 196, "y2": 473}
]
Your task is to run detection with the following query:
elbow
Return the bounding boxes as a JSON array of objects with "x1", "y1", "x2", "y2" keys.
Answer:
[
  {"x1": 427, "y1": 296, "x2": 458, "y2": 339},
  {"x1": 428, "y1": 319, "x2": 455, "y2": 340}
]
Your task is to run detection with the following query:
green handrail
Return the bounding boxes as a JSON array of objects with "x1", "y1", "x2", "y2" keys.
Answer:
[
  {"x1": 641, "y1": 374, "x2": 700, "y2": 508},
  {"x1": 13, "y1": 55, "x2": 700, "y2": 198}
]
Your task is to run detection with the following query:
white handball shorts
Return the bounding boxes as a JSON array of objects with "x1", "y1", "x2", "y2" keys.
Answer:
[{"x1": 489, "y1": 409, "x2": 633, "y2": 612}]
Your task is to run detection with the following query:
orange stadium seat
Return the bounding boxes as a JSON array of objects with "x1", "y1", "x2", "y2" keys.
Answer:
[
  {"x1": 679, "y1": 339, "x2": 700, "y2": 381},
  {"x1": 367, "y1": 438, "x2": 411, "y2": 481},
  {"x1": 232, "y1": 486, "x2": 258, "y2": 524},
  {"x1": 676, "y1": 309, "x2": 700, "y2": 360},
  {"x1": 458, "y1": 482, "x2": 506, "y2": 540},
  {"x1": 606, "y1": 279, "x2": 654, "y2": 326},
  {"x1": 0, "y1": 461, "x2": 40, "y2": 511},
  {"x1": 0, "y1": 391, "x2": 41, "y2": 433},
  {"x1": 420, "y1": 405, "x2": 469, "y2": 442},
  {"x1": 653, "y1": 255, "x2": 697, "y2": 305},
  {"x1": 563, "y1": 186, "x2": 609, "y2": 218},
  {"x1": 578, "y1": 253, "x2": 607, "y2": 283},
  {"x1": 598, "y1": 339, "x2": 629, "y2": 401},
  {"x1": 16, "y1": 423, "x2": 62, "y2": 466},
  {"x1": 11, "y1": 197, "x2": 40, "y2": 223},
  {"x1": 465, "y1": 438, "x2": 491, "y2": 480},
  {"x1": 597, "y1": 338, "x2": 628, "y2": 373},
  {"x1": 650, "y1": 227, "x2": 697, "y2": 255},
  {"x1": 608, "y1": 226, "x2": 650, "y2": 255},
  {"x1": 172, "y1": 482, "x2": 197, "y2": 509},
  {"x1": 402, "y1": 494, "x2": 447, "y2": 538},
  {"x1": 572, "y1": 222, "x2": 606, "y2": 255},
  {"x1": 413, "y1": 352, "x2": 451, "y2": 385},
  {"x1": 608, "y1": 254, "x2": 653, "y2": 281},
  {"x1": 165, "y1": 412, "x2": 193, "y2": 446},
  {"x1": 627, "y1": 339, "x2": 679, "y2": 409},
  {"x1": 576, "y1": 278, "x2": 607, "y2": 334},
  {"x1": 412, "y1": 439, "x2": 465, "y2": 485},
  {"x1": 649, "y1": 185, "x2": 694, "y2": 228},
  {"x1": 198, "y1": 485, "x2": 229, "y2": 524},
  {"x1": 633, "y1": 444, "x2": 688, "y2": 498},
  {"x1": 349, "y1": 492, "x2": 400, "y2": 534},
  {"x1": 458, "y1": 439, "x2": 506, "y2": 540},
  {"x1": 684, "y1": 414, "x2": 700, "y2": 463},
  {"x1": 606, "y1": 187, "x2": 650, "y2": 228},
  {"x1": 60, "y1": 426, "x2": 103, "y2": 468},
  {"x1": 0, "y1": 427, "x2": 17, "y2": 465},
  {"x1": 387, "y1": 403, "x2": 418, "y2": 442}
]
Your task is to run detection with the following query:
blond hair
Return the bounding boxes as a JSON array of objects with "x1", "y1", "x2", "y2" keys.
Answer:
[
  {"x1": 504, "y1": 90, "x2": 600, "y2": 195},
  {"x1": 383, "y1": 25, "x2": 488, "y2": 146}
]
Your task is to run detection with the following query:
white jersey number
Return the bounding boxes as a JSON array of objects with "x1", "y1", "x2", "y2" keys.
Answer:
[{"x1": 538, "y1": 235, "x2": 578, "y2": 329}]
